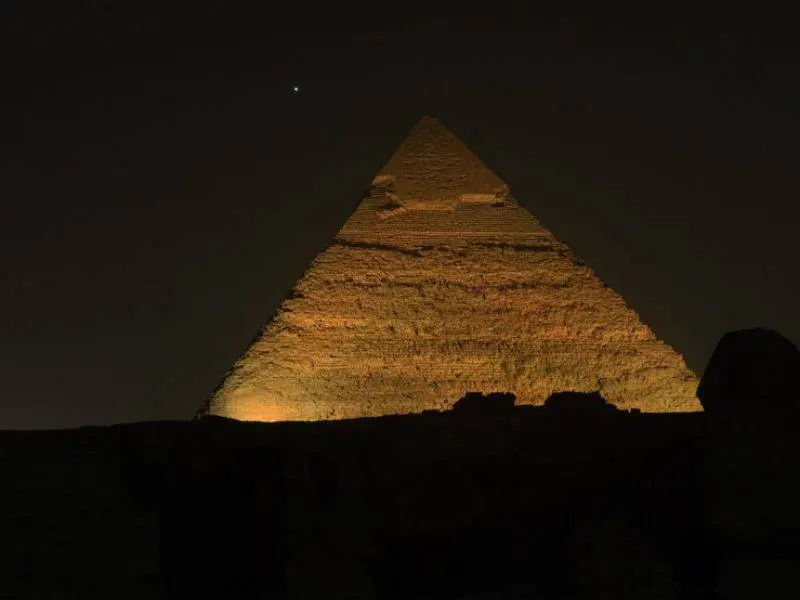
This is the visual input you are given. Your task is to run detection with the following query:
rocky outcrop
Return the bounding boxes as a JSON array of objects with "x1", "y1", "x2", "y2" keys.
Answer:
[
  {"x1": 699, "y1": 329, "x2": 800, "y2": 548},
  {"x1": 204, "y1": 116, "x2": 699, "y2": 422}
]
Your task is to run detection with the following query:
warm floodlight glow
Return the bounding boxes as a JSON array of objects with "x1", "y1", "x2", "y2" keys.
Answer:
[{"x1": 216, "y1": 390, "x2": 320, "y2": 423}]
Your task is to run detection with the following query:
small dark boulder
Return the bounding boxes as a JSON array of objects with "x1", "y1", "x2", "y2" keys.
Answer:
[
  {"x1": 452, "y1": 391, "x2": 516, "y2": 413},
  {"x1": 544, "y1": 390, "x2": 617, "y2": 413}
]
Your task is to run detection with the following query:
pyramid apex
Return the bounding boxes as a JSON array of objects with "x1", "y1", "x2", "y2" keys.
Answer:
[{"x1": 373, "y1": 116, "x2": 509, "y2": 206}]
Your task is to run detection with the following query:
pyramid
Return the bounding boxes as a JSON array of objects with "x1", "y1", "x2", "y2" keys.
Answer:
[{"x1": 203, "y1": 116, "x2": 700, "y2": 421}]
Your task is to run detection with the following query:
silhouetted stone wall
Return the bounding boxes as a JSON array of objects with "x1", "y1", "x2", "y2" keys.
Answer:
[
  {"x1": 2, "y1": 408, "x2": 705, "y2": 599},
  {"x1": 4, "y1": 328, "x2": 800, "y2": 598}
]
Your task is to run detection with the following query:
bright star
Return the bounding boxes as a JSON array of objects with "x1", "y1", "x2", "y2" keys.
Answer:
[{"x1": 291, "y1": 85, "x2": 299, "y2": 94}]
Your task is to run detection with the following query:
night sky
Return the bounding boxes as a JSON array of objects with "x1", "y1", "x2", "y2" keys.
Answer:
[{"x1": 2, "y1": 4, "x2": 798, "y2": 429}]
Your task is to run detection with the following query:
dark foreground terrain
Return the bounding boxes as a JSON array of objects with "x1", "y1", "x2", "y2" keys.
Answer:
[{"x1": 2, "y1": 329, "x2": 799, "y2": 599}]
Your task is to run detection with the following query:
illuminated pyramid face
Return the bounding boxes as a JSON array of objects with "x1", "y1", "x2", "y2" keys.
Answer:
[{"x1": 204, "y1": 117, "x2": 700, "y2": 421}]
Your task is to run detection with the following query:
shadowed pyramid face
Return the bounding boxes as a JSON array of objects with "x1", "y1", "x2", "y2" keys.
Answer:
[{"x1": 204, "y1": 116, "x2": 700, "y2": 422}]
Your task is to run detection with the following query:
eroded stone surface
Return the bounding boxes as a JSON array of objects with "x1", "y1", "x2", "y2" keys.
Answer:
[{"x1": 204, "y1": 117, "x2": 700, "y2": 421}]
